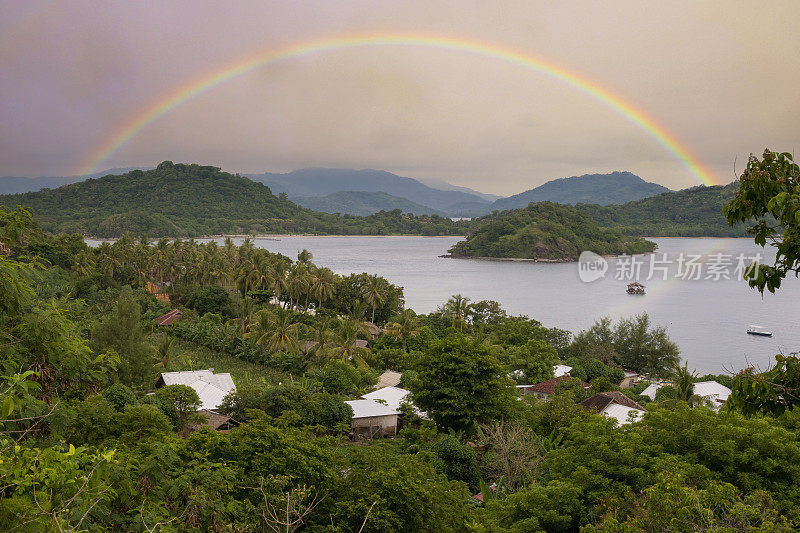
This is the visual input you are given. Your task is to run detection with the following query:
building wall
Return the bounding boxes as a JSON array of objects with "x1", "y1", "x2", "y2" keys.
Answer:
[{"x1": 351, "y1": 414, "x2": 398, "y2": 438}]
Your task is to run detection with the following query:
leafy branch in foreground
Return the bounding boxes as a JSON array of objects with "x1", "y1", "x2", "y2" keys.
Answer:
[{"x1": 724, "y1": 149, "x2": 800, "y2": 293}]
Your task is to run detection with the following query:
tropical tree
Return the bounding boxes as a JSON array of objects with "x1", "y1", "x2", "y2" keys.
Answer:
[
  {"x1": 383, "y1": 309, "x2": 422, "y2": 351},
  {"x1": 155, "y1": 334, "x2": 178, "y2": 371},
  {"x1": 671, "y1": 361, "x2": 701, "y2": 406},
  {"x1": 363, "y1": 275, "x2": 387, "y2": 324},
  {"x1": 311, "y1": 267, "x2": 337, "y2": 309},
  {"x1": 248, "y1": 309, "x2": 300, "y2": 354},
  {"x1": 297, "y1": 249, "x2": 313, "y2": 264},
  {"x1": 723, "y1": 149, "x2": 800, "y2": 294},
  {"x1": 442, "y1": 294, "x2": 471, "y2": 332},
  {"x1": 332, "y1": 319, "x2": 370, "y2": 367}
]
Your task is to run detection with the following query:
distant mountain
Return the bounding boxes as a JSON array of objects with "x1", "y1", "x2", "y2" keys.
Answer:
[
  {"x1": 490, "y1": 171, "x2": 671, "y2": 212},
  {"x1": 0, "y1": 162, "x2": 467, "y2": 237},
  {"x1": 414, "y1": 177, "x2": 501, "y2": 202},
  {"x1": 246, "y1": 168, "x2": 491, "y2": 212},
  {"x1": 0, "y1": 167, "x2": 152, "y2": 194},
  {"x1": 576, "y1": 182, "x2": 745, "y2": 237},
  {"x1": 294, "y1": 191, "x2": 448, "y2": 216}
]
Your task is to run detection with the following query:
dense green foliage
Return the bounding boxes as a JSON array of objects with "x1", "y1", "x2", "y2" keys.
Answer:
[
  {"x1": 2, "y1": 203, "x2": 799, "y2": 530},
  {"x1": 449, "y1": 202, "x2": 656, "y2": 260},
  {"x1": 295, "y1": 190, "x2": 449, "y2": 216},
  {"x1": 0, "y1": 162, "x2": 468, "y2": 237},
  {"x1": 578, "y1": 182, "x2": 747, "y2": 237},
  {"x1": 724, "y1": 149, "x2": 800, "y2": 293}
]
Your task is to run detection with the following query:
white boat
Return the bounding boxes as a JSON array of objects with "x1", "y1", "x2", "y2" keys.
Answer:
[{"x1": 746, "y1": 325, "x2": 773, "y2": 337}]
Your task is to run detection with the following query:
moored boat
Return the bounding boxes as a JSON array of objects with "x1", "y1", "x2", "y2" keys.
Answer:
[{"x1": 746, "y1": 325, "x2": 773, "y2": 337}]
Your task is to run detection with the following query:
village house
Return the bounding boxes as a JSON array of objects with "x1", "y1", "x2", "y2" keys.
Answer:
[
  {"x1": 364, "y1": 321, "x2": 382, "y2": 340},
  {"x1": 155, "y1": 369, "x2": 236, "y2": 411},
  {"x1": 641, "y1": 380, "x2": 731, "y2": 410},
  {"x1": 581, "y1": 391, "x2": 647, "y2": 425},
  {"x1": 619, "y1": 371, "x2": 640, "y2": 389},
  {"x1": 155, "y1": 308, "x2": 182, "y2": 326},
  {"x1": 375, "y1": 370, "x2": 402, "y2": 389},
  {"x1": 192, "y1": 409, "x2": 239, "y2": 432},
  {"x1": 519, "y1": 375, "x2": 590, "y2": 401},
  {"x1": 344, "y1": 399, "x2": 399, "y2": 438}
]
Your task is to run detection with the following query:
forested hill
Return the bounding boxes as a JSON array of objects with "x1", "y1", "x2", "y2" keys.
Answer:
[
  {"x1": 448, "y1": 202, "x2": 656, "y2": 261},
  {"x1": 294, "y1": 190, "x2": 449, "y2": 217},
  {"x1": 576, "y1": 182, "x2": 746, "y2": 237},
  {"x1": 0, "y1": 162, "x2": 467, "y2": 237},
  {"x1": 490, "y1": 171, "x2": 671, "y2": 211}
]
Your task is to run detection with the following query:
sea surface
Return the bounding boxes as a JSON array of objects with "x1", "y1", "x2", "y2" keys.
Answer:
[{"x1": 91, "y1": 235, "x2": 800, "y2": 374}]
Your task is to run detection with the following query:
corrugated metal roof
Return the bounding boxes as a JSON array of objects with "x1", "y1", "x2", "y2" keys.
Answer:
[
  {"x1": 602, "y1": 403, "x2": 645, "y2": 425},
  {"x1": 553, "y1": 365, "x2": 572, "y2": 377},
  {"x1": 641, "y1": 383, "x2": 662, "y2": 400},
  {"x1": 361, "y1": 386, "x2": 411, "y2": 411},
  {"x1": 345, "y1": 399, "x2": 399, "y2": 419},
  {"x1": 159, "y1": 370, "x2": 235, "y2": 410}
]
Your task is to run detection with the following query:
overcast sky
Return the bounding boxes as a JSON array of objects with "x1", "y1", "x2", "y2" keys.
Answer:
[{"x1": 1, "y1": 1, "x2": 798, "y2": 194}]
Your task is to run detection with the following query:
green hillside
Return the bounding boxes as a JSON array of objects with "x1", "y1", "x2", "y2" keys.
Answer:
[
  {"x1": 576, "y1": 183, "x2": 746, "y2": 237},
  {"x1": 0, "y1": 162, "x2": 467, "y2": 237},
  {"x1": 448, "y1": 202, "x2": 656, "y2": 261},
  {"x1": 294, "y1": 190, "x2": 448, "y2": 216}
]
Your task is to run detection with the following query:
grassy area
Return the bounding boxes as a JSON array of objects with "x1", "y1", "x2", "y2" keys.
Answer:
[{"x1": 150, "y1": 335, "x2": 288, "y2": 387}]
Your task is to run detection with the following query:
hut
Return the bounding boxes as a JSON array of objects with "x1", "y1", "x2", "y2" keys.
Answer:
[
  {"x1": 626, "y1": 282, "x2": 646, "y2": 295},
  {"x1": 155, "y1": 309, "x2": 182, "y2": 326},
  {"x1": 192, "y1": 409, "x2": 239, "y2": 432},
  {"x1": 581, "y1": 391, "x2": 646, "y2": 425},
  {"x1": 375, "y1": 370, "x2": 402, "y2": 389},
  {"x1": 345, "y1": 399, "x2": 399, "y2": 439},
  {"x1": 156, "y1": 369, "x2": 236, "y2": 411},
  {"x1": 364, "y1": 321, "x2": 382, "y2": 339}
]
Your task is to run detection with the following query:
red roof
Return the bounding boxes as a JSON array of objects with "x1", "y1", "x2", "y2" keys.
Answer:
[
  {"x1": 526, "y1": 375, "x2": 590, "y2": 395},
  {"x1": 156, "y1": 309, "x2": 182, "y2": 326}
]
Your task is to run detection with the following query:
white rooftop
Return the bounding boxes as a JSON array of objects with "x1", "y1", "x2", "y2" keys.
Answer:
[
  {"x1": 361, "y1": 386, "x2": 411, "y2": 411},
  {"x1": 159, "y1": 370, "x2": 236, "y2": 410},
  {"x1": 602, "y1": 403, "x2": 645, "y2": 425},
  {"x1": 694, "y1": 381, "x2": 731, "y2": 410},
  {"x1": 345, "y1": 399, "x2": 399, "y2": 419},
  {"x1": 554, "y1": 365, "x2": 572, "y2": 378},
  {"x1": 641, "y1": 383, "x2": 662, "y2": 400},
  {"x1": 639, "y1": 380, "x2": 731, "y2": 409}
]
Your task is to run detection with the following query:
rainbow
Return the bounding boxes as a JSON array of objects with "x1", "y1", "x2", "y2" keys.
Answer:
[{"x1": 76, "y1": 33, "x2": 719, "y2": 185}]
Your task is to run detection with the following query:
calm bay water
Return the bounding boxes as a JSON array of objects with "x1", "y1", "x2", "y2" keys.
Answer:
[{"x1": 194, "y1": 235, "x2": 800, "y2": 374}]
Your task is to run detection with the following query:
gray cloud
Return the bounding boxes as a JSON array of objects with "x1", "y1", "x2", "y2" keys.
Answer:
[{"x1": 0, "y1": 0, "x2": 798, "y2": 194}]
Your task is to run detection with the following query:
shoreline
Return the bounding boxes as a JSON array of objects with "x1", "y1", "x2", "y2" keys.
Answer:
[{"x1": 84, "y1": 233, "x2": 467, "y2": 241}]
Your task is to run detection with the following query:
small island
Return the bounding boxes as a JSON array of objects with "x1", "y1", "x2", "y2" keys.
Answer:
[{"x1": 446, "y1": 202, "x2": 656, "y2": 261}]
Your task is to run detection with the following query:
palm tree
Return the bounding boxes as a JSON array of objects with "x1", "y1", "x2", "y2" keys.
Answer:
[
  {"x1": 248, "y1": 309, "x2": 300, "y2": 354},
  {"x1": 331, "y1": 319, "x2": 371, "y2": 368},
  {"x1": 305, "y1": 317, "x2": 335, "y2": 367},
  {"x1": 363, "y1": 275, "x2": 387, "y2": 324},
  {"x1": 383, "y1": 309, "x2": 422, "y2": 351},
  {"x1": 672, "y1": 361, "x2": 701, "y2": 406},
  {"x1": 268, "y1": 261, "x2": 289, "y2": 306},
  {"x1": 297, "y1": 249, "x2": 313, "y2": 264},
  {"x1": 72, "y1": 251, "x2": 96, "y2": 279},
  {"x1": 155, "y1": 335, "x2": 178, "y2": 371},
  {"x1": 443, "y1": 294, "x2": 471, "y2": 331},
  {"x1": 311, "y1": 267, "x2": 337, "y2": 309},
  {"x1": 348, "y1": 299, "x2": 367, "y2": 321}
]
